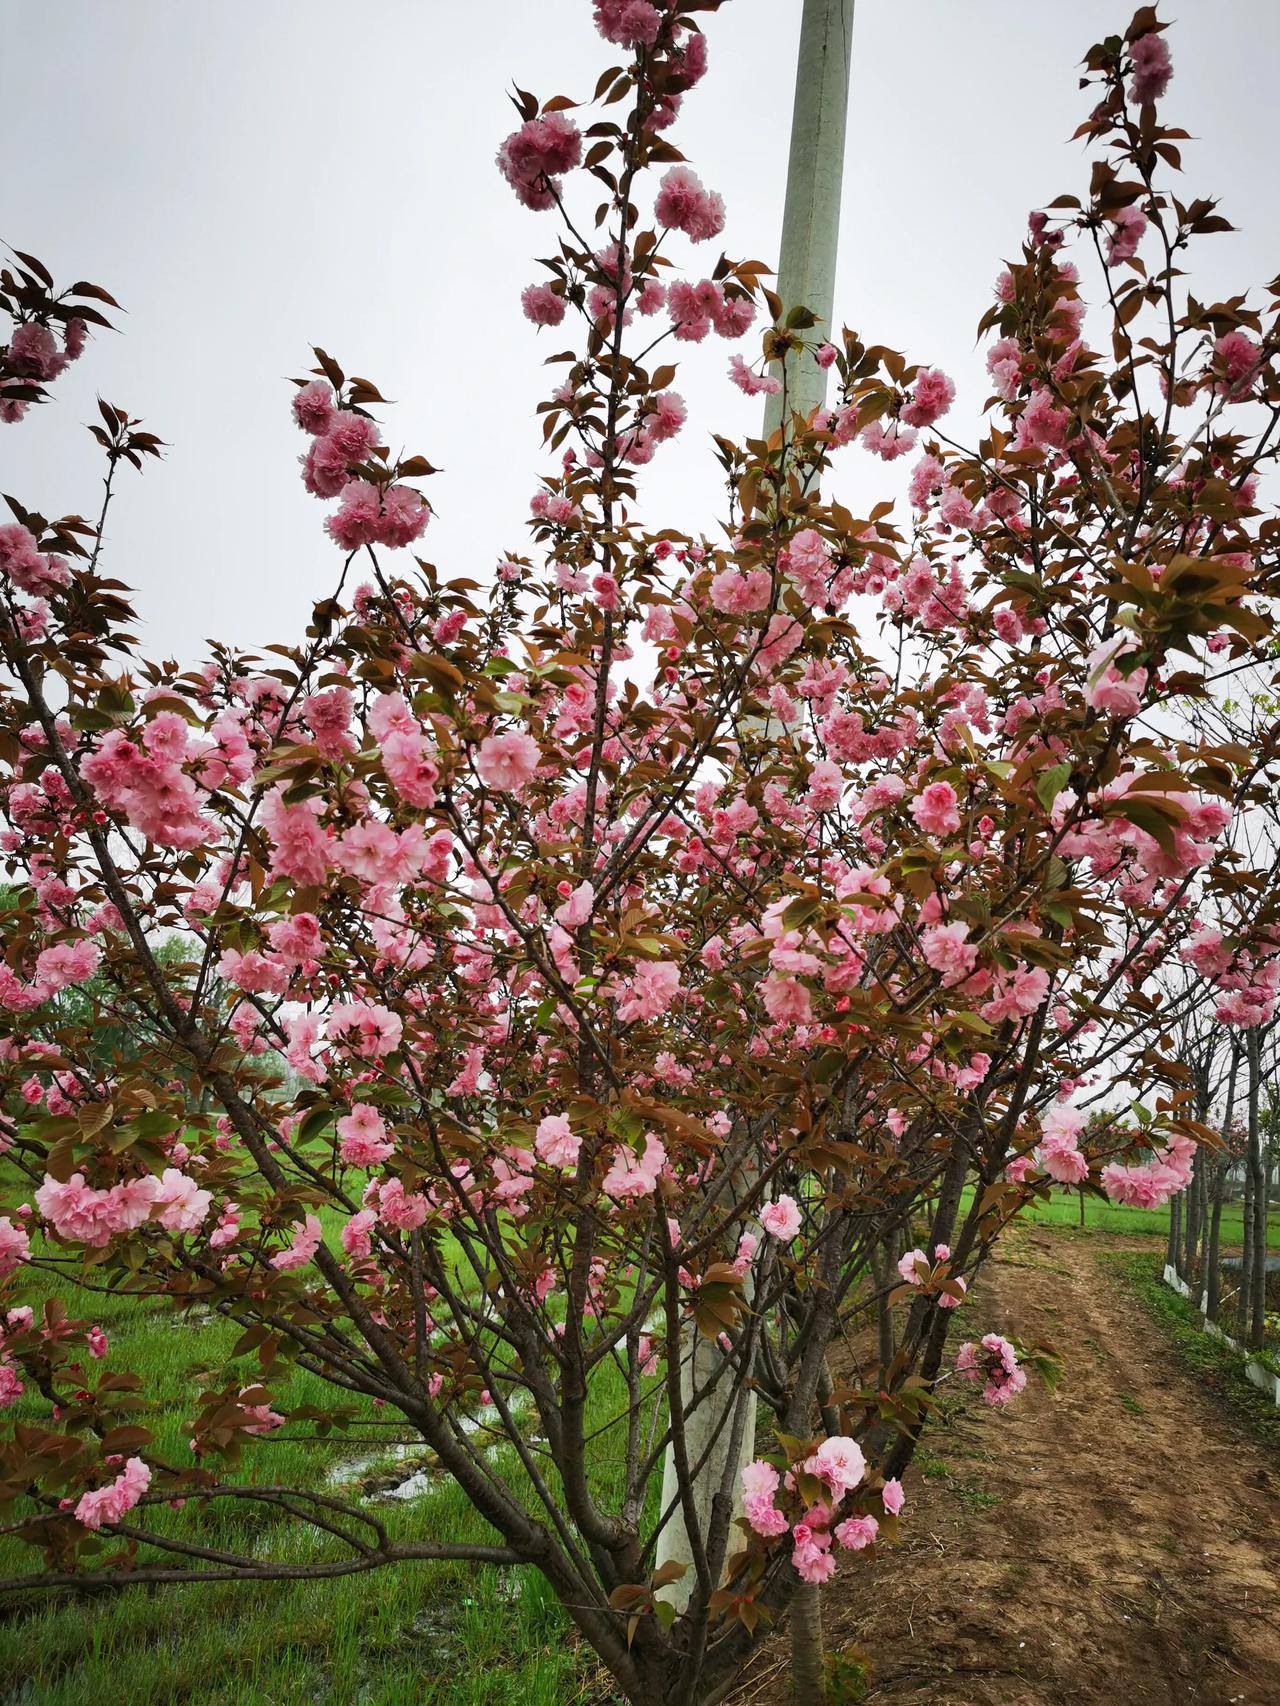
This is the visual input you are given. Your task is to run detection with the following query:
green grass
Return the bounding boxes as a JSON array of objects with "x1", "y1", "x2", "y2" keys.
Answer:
[
  {"x1": 1106, "y1": 1252, "x2": 1280, "y2": 1457},
  {"x1": 0, "y1": 1238, "x2": 636, "y2": 1704},
  {"x1": 968, "y1": 1185, "x2": 1280, "y2": 1243}
]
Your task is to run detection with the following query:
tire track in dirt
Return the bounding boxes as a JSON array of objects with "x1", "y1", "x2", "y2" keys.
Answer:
[{"x1": 733, "y1": 1229, "x2": 1280, "y2": 1706}]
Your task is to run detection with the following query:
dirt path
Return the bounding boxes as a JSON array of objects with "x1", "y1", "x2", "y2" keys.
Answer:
[{"x1": 732, "y1": 1229, "x2": 1280, "y2": 1706}]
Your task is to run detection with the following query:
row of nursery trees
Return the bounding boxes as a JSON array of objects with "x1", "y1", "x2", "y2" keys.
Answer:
[
  {"x1": 2, "y1": 4, "x2": 1280, "y2": 1702},
  {"x1": 1163, "y1": 1003, "x2": 1278, "y2": 1348}
]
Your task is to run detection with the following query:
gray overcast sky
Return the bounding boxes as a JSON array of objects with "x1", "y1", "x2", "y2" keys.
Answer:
[{"x1": 5, "y1": 0, "x2": 1279, "y2": 662}]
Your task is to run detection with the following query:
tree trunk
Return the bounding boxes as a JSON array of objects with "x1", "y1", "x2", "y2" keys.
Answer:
[
  {"x1": 1239, "y1": 1161, "x2": 1254, "y2": 1339},
  {"x1": 1240, "y1": 1030, "x2": 1263, "y2": 1342},
  {"x1": 1183, "y1": 1145, "x2": 1201, "y2": 1286},
  {"x1": 1250, "y1": 1135, "x2": 1267, "y2": 1351},
  {"x1": 1167, "y1": 1191, "x2": 1182, "y2": 1280},
  {"x1": 790, "y1": 1580, "x2": 827, "y2": 1705},
  {"x1": 1205, "y1": 1160, "x2": 1226, "y2": 1322},
  {"x1": 872, "y1": 1237, "x2": 895, "y2": 1372}
]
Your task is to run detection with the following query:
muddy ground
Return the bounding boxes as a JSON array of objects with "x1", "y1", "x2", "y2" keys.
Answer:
[{"x1": 730, "y1": 1228, "x2": 1280, "y2": 1706}]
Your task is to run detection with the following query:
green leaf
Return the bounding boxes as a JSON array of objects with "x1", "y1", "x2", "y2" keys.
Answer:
[{"x1": 1035, "y1": 762, "x2": 1072, "y2": 814}]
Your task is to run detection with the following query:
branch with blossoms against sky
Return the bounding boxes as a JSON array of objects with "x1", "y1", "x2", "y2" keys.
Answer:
[{"x1": 2, "y1": 5, "x2": 1280, "y2": 1704}]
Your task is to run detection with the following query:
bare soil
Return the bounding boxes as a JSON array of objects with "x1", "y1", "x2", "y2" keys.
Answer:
[{"x1": 731, "y1": 1228, "x2": 1280, "y2": 1706}]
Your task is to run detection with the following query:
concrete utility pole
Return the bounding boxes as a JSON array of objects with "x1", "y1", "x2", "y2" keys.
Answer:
[
  {"x1": 764, "y1": 0, "x2": 856, "y2": 442},
  {"x1": 654, "y1": 0, "x2": 855, "y2": 1615}
]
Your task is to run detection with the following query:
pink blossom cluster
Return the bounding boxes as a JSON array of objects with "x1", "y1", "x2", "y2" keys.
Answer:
[
  {"x1": 496, "y1": 111, "x2": 583, "y2": 211},
  {"x1": 1101, "y1": 1130, "x2": 1195, "y2": 1209},
  {"x1": 36, "y1": 1168, "x2": 212, "y2": 1248},
  {"x1": 73, "y1": 1456, "x2": 151, "y2": 1531},
  {"x1": 0, "y1": 1217, "x2": 30, "y2": 1277},
  {"x1": 593, "y1": 0, "x2": 662, "y2": 47},
  {"x1": 1037, "y1": 1103, "x2": 1089, "y2": 1185},
  {"x1": 271, "y1": 1213, "x2": 324, "y2": 1271},
  {"x1": 896, "y1": 1243, "x2": 967, "y2": 1308},
  {"x1": 955, "y1": 1334, "x2": 1026, "y2": 1407},
  {"x1": 80, "y1": 717, "x2": 216, "y2": 851},
  {"x1": 741, "y1": 1442, "x2": 906, "y2": 1584},
  {"x1": 1128, "y1": 31, "x2": 1172, "y2": 105},
  {"x1": 667, "y1": 278, "x2": 755, "y2": 344},
  {"x1": 2, "y1": 315, "x2": 87, "y2": 424},
  {"x1": 654, "y1": 167, "x2": 725, "y2": 243},
  {"x1": 759, "y1": 1194, "x2": 801, "y2": 1241},
  {"x1": 0, "y1": 523, "x2": 73, "y2": 597},
  {"x1": 1084, "y1": 638, "x2": 1147, "y2": 718},
  {"x1": 291, "y1": 383, "x2": 428, "y2": 553}
]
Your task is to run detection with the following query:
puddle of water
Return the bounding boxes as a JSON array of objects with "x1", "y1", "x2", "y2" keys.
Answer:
[{"x1": 327, "y1": 1399, "x2": 531, "y2": 1502}]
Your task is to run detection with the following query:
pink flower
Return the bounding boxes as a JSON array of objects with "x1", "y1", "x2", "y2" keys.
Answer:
[
  {"x1": 497, "y1": 112, "x2": 582, "y2": 210},
  {"x1": 793, "y1": 1539, "x2": 836, "y2": 1584},
  {"x1": 920, "y1": 921, "x2": 977, "y2": 986},
  {"x1": 910, "y1": 781, "x2": 961, "y2": 839},
  {"x1": 266, "y1": 912, "x2": 322, "y2": 967},
  {"x1": 1105, "y1": 205, "x2": 1147, "y2": 267},
  {"x1": 338, "y1": 1104, "x2": 395, "y2": 1168},
  {"x1": 956, "y1": 1334, "x2": 1026, "y2": 1407},
  {"x1": 859, "y1": 420, "x2": 917, "y2": 461},
  {"x1": 0, "y1": 1216, "x2": 30, "y2": 1276},
  {"x1": 534, "y1": 1113, "x2": 580, "y2": 1170},
  {"x1": 554, "y1": 880, "x2": 594, "y2": 930},
  {"x1": 615, "y1": 960, "x2": 681, "y2": 1023},
  {"x1": 744, "y1": 1492, "x2": 789, "y2": 1537},
  {"x1": 647, "y1": 391, "x2": 686, "y2": 442},
  {"x1": 1015, "y1": 387, "x2": 1070, "y2": 452},
  {"x1": 804, "y1": 759, "x2": 843, "y2": 814},
  {"x1": 896, "y1": 1248, "x2": 928, "y2": 1285},
  {"x1": 1212, "y1": 331, "x2": 1262, "y2": 398},
  {"x1": 74, "y1": 1456, "x2": 151, "y2": 1531},
  {"x1": 1129, "y1": 32, "x2": 1172, "y2": 105},
  {"x1": 373, "y1": 484, "x2": 429, "y2": 549},
  {"x1": 593, "y1": 0, "x2": 662, "y2": 46},
  {"x1": 900, "y1": 367, "x2": 955, "y2": 429},
  {"x1": 809, "y1": 1435, "x2": 865, "y2": 1493},
  {"x1": 835, "y1": 1513, "x2": 878, "y2": 1551},
  {"x1": 602, "y1": 1133, "x2": 666, "y2": 1201},
  {"x1": 271, "y1": 1213, "x2": 324, "y2": 1272},
  {"x1": 153, "y1": 1169, "x2": 212, "y2": 1234},
  {"x1": 654, "y1": 167, "x2": 725, "y2": 243},
  {"x1": 1181, "y1": 927, "x2": 1233, "y2": 980},
  {"x1": 881, "y1": 1477, "x2": 905, "y2": 1516},
  {"x1": 742, "y1": 1460, "x2": 780, "y2": 1501},
  {"x1": 710, "y1": 567, "x2": 771, "y2": 615},
  {"x1": 729, "y1": 355, "x2": 780, "y2": 396},
  {"x1": 340, "y1": 1208, "x2": 376, "y2": 1259},
  {"x1": 521, "y1": 283, "x2": 565, "y2": 327},
  {"x1": 0, "y1": 1362, "x2": 24, "y2": 1408},
  {"x1": 0, "y1": 524, "x2": 45, "y2": 592},
  {"x1": 87, "y1": 1326, "x2": 109, "y2": 1359},
  {"x1": 291, "y1": 380, "x2": 337, "y2": 436},
  {"x1": 760, "y1": 1194, "x2": 801, "y2": 1241},
  {"x1": 476, "y1": 731, "x2": 540, "y2": 791},
  {"x1": 1084, "y1": 639, "x2": 1147, "y2": 717},
  {"x1": 938, "y1": 1276, "x2": 967, "y2": 1309},
  {"x1": 760, "y1": 975, "x2": 812, "y2": 1028}
]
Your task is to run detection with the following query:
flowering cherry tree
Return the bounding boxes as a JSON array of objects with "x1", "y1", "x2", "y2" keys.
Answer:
[{"x1": 2, "y1": 4, "x2": 1280, "y2": 1703}]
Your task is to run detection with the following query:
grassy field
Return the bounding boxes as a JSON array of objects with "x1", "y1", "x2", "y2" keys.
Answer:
[
  {"x1": 979, "y1": 1189, "x2": 1280, "y2": 1243},
  {"x1": 0, "y1": 1239, "x2": 628, "y2": 1706}
]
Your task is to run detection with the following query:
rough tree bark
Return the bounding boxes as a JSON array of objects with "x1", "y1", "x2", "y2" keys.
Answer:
[{"x1": 1204, "y1": 1045, "x2": 1239, "y2": 1323}]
